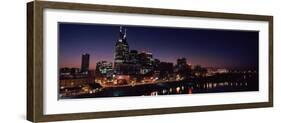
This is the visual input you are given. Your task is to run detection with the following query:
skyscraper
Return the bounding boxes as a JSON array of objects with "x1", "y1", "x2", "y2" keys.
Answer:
[
  {"x1": 81, "y1": 53, "x2": 90, "y2": 74},
  {"x1": 114, "y1": 26, "x2": 129, "y2": 65},
  {"x1": 176, "y1": 57, "x2": 187, "y2": 70},
  {"x1": 174, "y1": 57, "x2": 191, "y2": 79},
  {"x1": 114, "y1": 26, "x2": 130, "y2": 74},
  {"x1": 96, "y1": 61, "x2": 113, "y2": 75},
  {"x1": 129, "y1": 50, "x2": 139, "y2": 64},
  {"x1": 139, "y1": 51, "x2": 154, "y2": 74}
]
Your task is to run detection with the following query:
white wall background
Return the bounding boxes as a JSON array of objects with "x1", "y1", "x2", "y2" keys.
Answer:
[{"x1": 0, "y1": 0, "x2": 280, "y2": 123}]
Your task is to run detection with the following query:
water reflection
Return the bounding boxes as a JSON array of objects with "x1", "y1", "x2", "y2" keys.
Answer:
[
  {"x1": 147, "y1": 81, "x2": 250, "y2": 96},
  {"x1": 60, "y1": 80, "x2": 257, "y2": 99}
]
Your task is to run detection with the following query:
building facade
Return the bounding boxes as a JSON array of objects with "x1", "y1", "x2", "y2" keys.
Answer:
[
  {"x1": 114, "y1": 27, "x2": 130, "y2": 74},
  {"x1": 96, "y1": 61, "x2": 113, "y2": 77},
  {"x1": 80, "y1": 53, "x2": 90, "y2": 74}
]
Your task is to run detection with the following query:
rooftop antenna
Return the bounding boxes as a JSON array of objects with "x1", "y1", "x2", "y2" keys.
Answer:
[
  {"x1": 124, "y1": 28, "x2": 127, "y2": 39},
  {"x1": 119, "y1": 26, "x2": 123, "y2": 40},
  {"x1": 120, "y1": 26, "x2": 123, "y2": 32}
]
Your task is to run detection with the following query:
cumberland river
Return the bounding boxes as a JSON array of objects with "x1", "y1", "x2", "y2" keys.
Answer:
[{"x1": 61, "y1": 79, "x2": 258, "y2": 99}]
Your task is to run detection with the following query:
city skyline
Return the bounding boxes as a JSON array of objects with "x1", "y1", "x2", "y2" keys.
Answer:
[{"x1": 59, "y1": 23, "x2": 259, "y2": 70}]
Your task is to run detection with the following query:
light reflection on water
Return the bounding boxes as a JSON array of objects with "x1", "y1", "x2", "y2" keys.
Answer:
[
  {"x1": 147, "y1": 81, "x2": 249, "y2": 96},
  {"x1": 60, "y1": 80, "x2": 256, "y2": 99}
]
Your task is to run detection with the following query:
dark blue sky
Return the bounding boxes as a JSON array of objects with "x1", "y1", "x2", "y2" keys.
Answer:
[{"x1": 59, "y1": 22, "x2": 258, "y2": 70}]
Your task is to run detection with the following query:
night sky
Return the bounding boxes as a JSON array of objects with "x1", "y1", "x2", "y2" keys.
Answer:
[{"x1": 59, "y1": 22, "x2": 259, "y2": 70}]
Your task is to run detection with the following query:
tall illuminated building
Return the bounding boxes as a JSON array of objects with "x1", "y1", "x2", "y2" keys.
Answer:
[
  {"x1": 114, "y1": 26, "x2": 130, "y2": 74},
  {"x1": 129, "y1": 50, "x2": 139, "y2": 64},
  {"x1": 139, "y1": 51, "x2": 154, "y2": 74},
  {"x1": 96, "y1": 61, "x2": 113, "y2": 76}
]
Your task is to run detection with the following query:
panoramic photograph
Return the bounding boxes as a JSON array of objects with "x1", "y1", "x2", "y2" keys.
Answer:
[{"x1": 58, "y1": 23, "x2": 259, "y2": 99}]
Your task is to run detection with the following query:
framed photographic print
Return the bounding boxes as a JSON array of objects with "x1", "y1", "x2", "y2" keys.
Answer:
[{"x1": 27, "y1": 0, "x2": 273, "y2": 122}]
